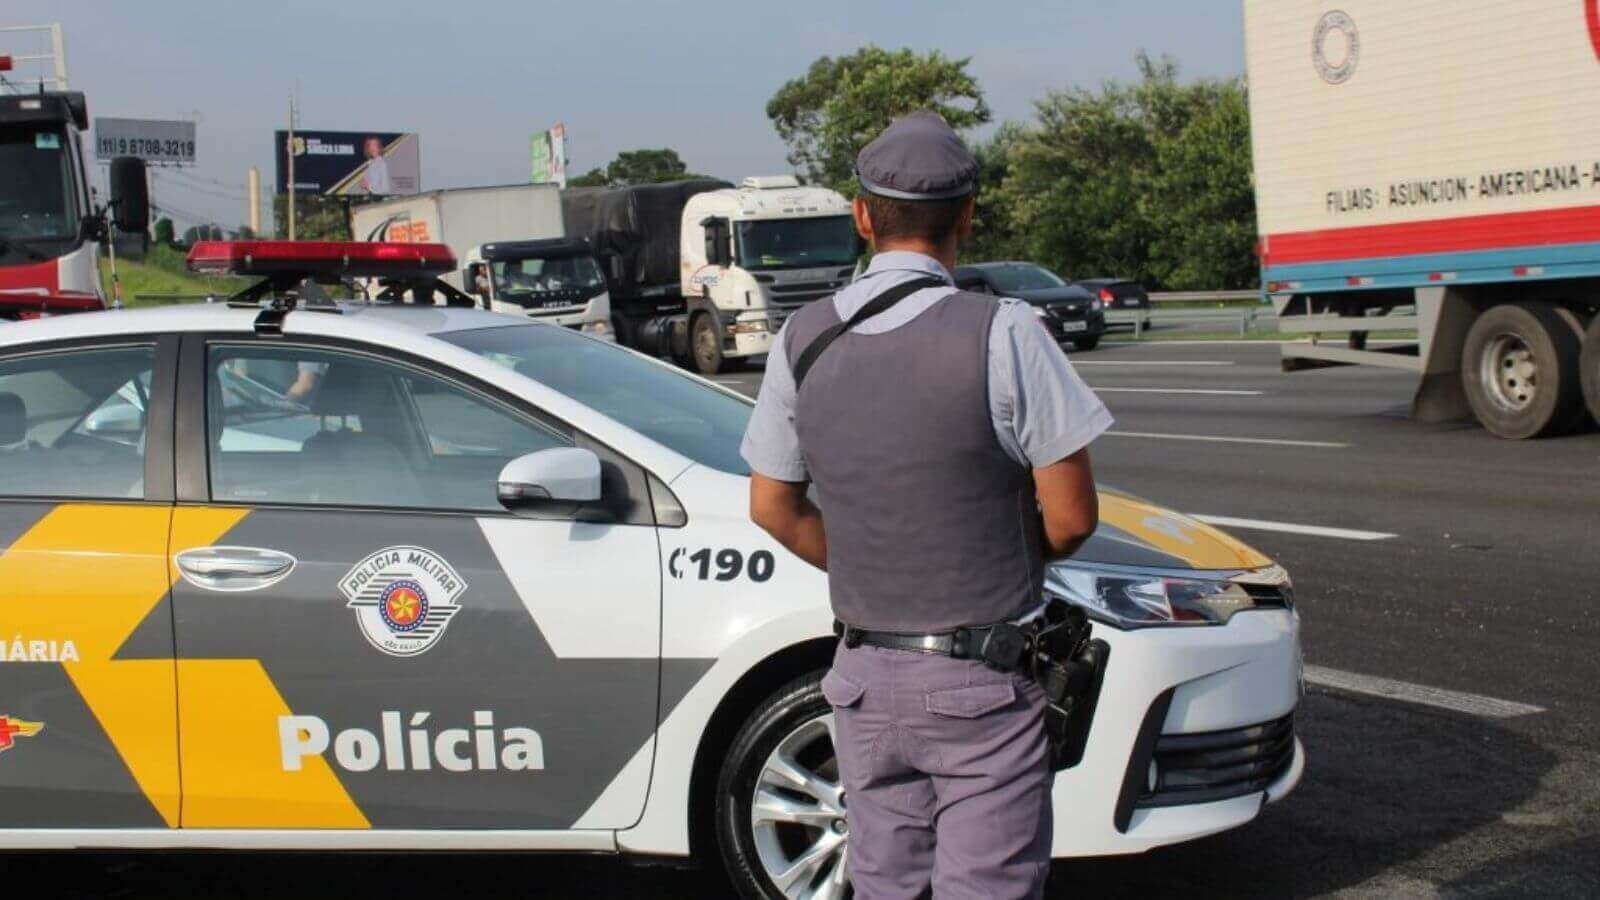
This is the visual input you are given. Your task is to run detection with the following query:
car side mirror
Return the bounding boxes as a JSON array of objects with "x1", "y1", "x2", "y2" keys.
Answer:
[
  {"x1": 109, "y1": 157, "x2": 149, "y2": 233},
  {"x1": 498, "y1": 447, "x2": 604, "y2": 516}
]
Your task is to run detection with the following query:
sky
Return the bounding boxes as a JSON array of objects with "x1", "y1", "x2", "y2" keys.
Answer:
[{"x1": 7, "y1": 0, "x2": 1245, "y2": 230}]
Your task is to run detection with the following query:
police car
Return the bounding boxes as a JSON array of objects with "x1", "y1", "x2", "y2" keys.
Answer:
[{"x1": 0, "y1": 242, "x2": 1301, "y2": 898}]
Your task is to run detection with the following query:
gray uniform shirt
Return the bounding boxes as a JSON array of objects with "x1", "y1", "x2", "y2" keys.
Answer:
[{"x1": 741, "y1": 251, "x2": 1113, "y2": 480}]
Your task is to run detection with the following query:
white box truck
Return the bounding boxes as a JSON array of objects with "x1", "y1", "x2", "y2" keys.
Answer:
[
  {"x1": 1245, "y1": 0, "x2": 1600, "y2": 437},
  {"x1": 349, "y1": 185, "x2": 612, "y2": 339}
]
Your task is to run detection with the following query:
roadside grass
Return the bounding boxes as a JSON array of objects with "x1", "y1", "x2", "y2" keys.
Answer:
[{"x1": 100, "y1": 245, "x2": 249, "y2": 307}]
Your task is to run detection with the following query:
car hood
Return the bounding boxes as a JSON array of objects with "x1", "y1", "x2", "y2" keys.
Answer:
[
  {"x1": 1006, "y1": 286, "x2": 1094, "y2": 306},
  {"x1": 1068, "y1": 487, "x2": 1274, "y2": 572}
]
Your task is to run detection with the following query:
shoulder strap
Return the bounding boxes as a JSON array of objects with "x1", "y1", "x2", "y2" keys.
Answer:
[{"x1": 791, "y1": 277, "x2": 947, "y2": 389}]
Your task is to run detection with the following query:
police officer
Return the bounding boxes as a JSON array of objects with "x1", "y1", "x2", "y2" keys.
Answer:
[{"x1": 741, "y1": 110, "x2": 1112, "y2": 899}]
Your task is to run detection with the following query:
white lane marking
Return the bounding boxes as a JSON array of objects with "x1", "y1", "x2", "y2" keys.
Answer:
[
  {"x1": 1190, "y1": 514, "x2": 1396, "y2": 542},
  {"x1": 1073, "y1": 360, "x2": 1235, "y2": 366},
  {"x1": 1303, "y1": 665, "x2": 1546, "y2": 719},
  {"x1": 1092, "y1": 387, "x2": 1263, "y2": 396},
  {"x1": 1103, "y1": 430, "x2": 1349, "y2": 449}
]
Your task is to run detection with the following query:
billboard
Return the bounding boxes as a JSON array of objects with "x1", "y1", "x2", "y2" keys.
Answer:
[
  {"x1": 530, "y1": 123, "x2": 567, "y2": 188},
  {"x1": 94, "y1": 117, "x2": 197, "y2": 164},
  {"x1": 275, "y1": 130, "x2": 420, "y2": 196}
]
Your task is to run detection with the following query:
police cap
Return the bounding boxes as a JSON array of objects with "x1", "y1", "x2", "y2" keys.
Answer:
[{"x1": 855, "y1": 110, "x2": 979, "y2": 201}]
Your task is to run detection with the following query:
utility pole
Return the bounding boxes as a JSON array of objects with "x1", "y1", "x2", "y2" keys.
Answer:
[
  {"x1": 248, "y1": 167, "x2": 261, "y2": 236},
  {"x1": 286, "y1": 94, "x2": 296, "y2": 241}
]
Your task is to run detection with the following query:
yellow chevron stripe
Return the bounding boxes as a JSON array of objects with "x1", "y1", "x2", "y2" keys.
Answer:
[
  {"x1": 0, "y1": 504, "x2": 182, "y2": 826},
  {"x1": 171, "y1": 507, "x2": 369, "y2": 828},
  {"x1": 1098, "y1": 492, "x2": 1273, "y2": 570}
]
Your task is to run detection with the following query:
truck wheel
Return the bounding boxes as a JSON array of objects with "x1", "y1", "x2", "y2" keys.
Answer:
[
  {"x1": 692, "y1": 312, "x2": 728, "y2": 375},
  {"x1": 1582, "y1": 314, "x2": 1600, "y2": 425},
  {"x1": 716, "y1": 670, "x2": 850, "y2": 900},
  {"x1": 1461, "y1": 302, "x2": 1586, "y2": 439}
]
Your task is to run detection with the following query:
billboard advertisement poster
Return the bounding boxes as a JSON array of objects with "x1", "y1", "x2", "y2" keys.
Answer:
[
  {"x1": 530, "y1": 123, "x2": 567, "y2": 188},
  {"x1": 94, "y1": 117, "x2": 197, "y2": 163},
  {"x1": 274, "y1": 130, "x2": 420, "y2": 196}
]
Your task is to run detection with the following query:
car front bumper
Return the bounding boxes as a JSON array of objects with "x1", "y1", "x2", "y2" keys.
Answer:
[
  {"x1": 1049, "y1": 607, "x2": 1302, "y2": 857},
  {"x1": 1041, "y1": 309, "x2": 1107, "y2": 342}
]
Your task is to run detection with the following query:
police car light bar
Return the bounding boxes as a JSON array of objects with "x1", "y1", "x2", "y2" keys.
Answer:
[
  {"x1": 0, "y1": 57, "x2": 12, "y2": 73},
  {"x1": 186, "y1": 241, "x2": 457, "y2": 278}
]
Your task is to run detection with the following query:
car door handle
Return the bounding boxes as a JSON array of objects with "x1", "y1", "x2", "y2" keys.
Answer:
[{"x1": 175, "y1": 546, "x2": 297, "y2": 592}]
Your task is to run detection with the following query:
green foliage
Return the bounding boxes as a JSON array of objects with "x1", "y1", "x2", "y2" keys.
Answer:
[
  {"x1": 271, "y1": 193, "x2": 352, "y2": 240},
  {"x1": 970, "y1": 53, "x2": 1258, "y2": 290},
  {"x1": 766, "y1": 46, "x2": 990, "y2": 195},
  {"x1": 568, "y1": 148, "x2": 711, "y2": 187},
  {"x1": 152, "y1": 217, "x2": 176, "y2": 246}
]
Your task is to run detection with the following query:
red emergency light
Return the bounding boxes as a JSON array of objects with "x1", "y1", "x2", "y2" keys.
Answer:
[
  {"x1": 186, "y1": 241, "x2": 457, "y2": 278},
  {"x1": 0, "y1": 56, "x2": 13, "y2": 73}
]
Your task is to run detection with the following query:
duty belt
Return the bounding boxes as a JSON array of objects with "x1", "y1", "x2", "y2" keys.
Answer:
[{"x1": 834, "y1": 620, "x2": 1030, "y2": 672}]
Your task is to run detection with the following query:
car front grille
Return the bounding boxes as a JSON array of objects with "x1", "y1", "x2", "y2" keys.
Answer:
[
  {"x1": 1140, "y1": 713, "x2": 1297, "y2": 809},
  {"x1": 1047, "y1": 303, "x2": 1088, "y2": 320}
]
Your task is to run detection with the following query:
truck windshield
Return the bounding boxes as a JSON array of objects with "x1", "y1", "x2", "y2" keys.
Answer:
[
  {"x1": 491, "y1": 255, "x2": 605, "y2": 299},
  {"x1": 0, "y1": 125, "x2": 79, "y2": 242},
  {"x1": 441, "y1": 324, "x2": 754, "y2": 476},
  {"x1": 735, "y1": 215, "x2": 857, "y2": 270},
  {"x1": 984, "y1": 264, "x2": 1065, "y2": 292}
]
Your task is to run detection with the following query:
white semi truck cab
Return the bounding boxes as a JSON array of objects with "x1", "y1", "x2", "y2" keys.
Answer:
[
  {"x1": 462, "y1": 238, "x2": 613, "y2": 339},
  {"x1": 678, "y1": 176, "x2": 860, "y2": 373}
]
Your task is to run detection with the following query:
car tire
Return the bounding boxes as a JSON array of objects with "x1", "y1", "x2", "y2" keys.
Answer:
[
  {"x1": 1461, "y1": 302, "x2": 1586, "y2": 439},
  {"x1": 1582, "y1": 313, "x2": 1600, "y2": 426},
  {"x1": 1072, "y1": 335, "x2": 1101, "y2": 352},
  {"x1": 716, "y1": 670, "x2": 850, "y2": 900},
  {"x1": 692, "y1": 312, "x2": 728, "y2": 375}
]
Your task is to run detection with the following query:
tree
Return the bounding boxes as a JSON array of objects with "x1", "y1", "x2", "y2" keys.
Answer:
[
  {"x1": 567, "y1": 148, "x2": 707, "y2": 188},
  {"x1": 983, "y1": 53, "x2": 1257, "y2": 289},
  {"x1": 568, "y1": 168, "x2": 609, "y2": 188},
  {"x1": 271, "y1": 193, "x2": 351, "y2": 240},
  {"x1": 766, "y1": 46, "x2": 990, "y2": 194},
  {"x1": 152, "y1": 217, "x2": 176, "y2": 246}
]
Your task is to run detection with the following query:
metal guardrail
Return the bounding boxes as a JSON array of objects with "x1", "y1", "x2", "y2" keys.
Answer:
[
  {"x1": 1146, "y1": 289, "x2": 1263, "y2": 305},
  {"x1": 1106, "y1": 306, "x2": 1267, "y2": 337}
]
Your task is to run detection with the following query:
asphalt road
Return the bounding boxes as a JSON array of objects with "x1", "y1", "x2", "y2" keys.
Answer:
[{"x1": 12, "y1": 341, "x2": 1600, "y2": 898}]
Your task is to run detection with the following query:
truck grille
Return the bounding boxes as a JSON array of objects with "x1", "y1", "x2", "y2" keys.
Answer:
[
  {"x1": 1140, "y1": 713, "x2": 1296, "y2": 809},
  {"x1": 766, "y1": 280, "x2": 846, "y2": 309}
]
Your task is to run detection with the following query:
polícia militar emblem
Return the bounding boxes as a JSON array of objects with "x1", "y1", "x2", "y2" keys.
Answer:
[{"x1": 340, "y1": 547, "x2": 467, "y2": 657}]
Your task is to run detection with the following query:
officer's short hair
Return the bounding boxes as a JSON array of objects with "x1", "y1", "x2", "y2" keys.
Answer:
[{"x1": 862, "y1": 193, "x2": 970, "y2": 244}]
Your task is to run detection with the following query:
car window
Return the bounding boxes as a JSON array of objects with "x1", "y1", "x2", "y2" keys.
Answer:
[
  {"x1": 0, "y1": 346, "x2": 154, "y2": 499},
  {"x1": 441, "y1": 324, "x2": 754, "y2": 475},
  {"x1": 208, "y1": 345, "x2": 570, "y2": 511}
]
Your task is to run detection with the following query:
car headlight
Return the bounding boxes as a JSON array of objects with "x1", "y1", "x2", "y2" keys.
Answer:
[
  {"x1": 1031, "y1": 306, "x2": 1049, "y2": 318},
  {"x1": 1044, "y1": 563, "x2": 1292, "y2": 629}
]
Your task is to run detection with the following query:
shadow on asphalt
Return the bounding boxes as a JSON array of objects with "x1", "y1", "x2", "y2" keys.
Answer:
[{"x1": 2, "y1": 691, "x2": 1583, "y2": 899}]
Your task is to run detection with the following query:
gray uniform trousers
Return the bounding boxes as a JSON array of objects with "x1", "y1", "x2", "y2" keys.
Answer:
[{"x1": 823, "y1": 641, "x2": 1053, "y2": 899}]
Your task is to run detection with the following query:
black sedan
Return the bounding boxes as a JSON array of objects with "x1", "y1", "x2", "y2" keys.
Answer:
[
  {"x1": 954, "y1": 261, "x2": 1107, "y2": 350},
  {"x1": 1073, "y1": 277, "x2": 1150, "y2": 311}
]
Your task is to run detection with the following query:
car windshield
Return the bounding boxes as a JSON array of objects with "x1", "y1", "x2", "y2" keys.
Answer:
[
  {"x1": 0, "y1": 125, "x2": 79, "y2": 242},
  {"x1": 491, "y1": 255, "x2": 605, "y2": 297},
  {"x1": 735, "y1": 216, "x2": 857, "y2": 270},
  {"x1": 984, "y1": 263, "x2": 1065, "y2": 292},
  {"x1": 441, "y1": 325, "x2": 754, "y2": 475}
]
